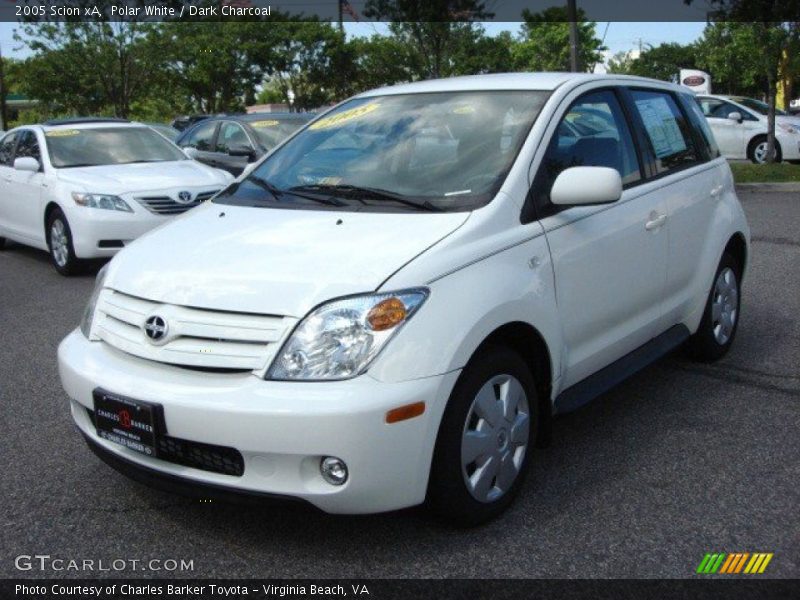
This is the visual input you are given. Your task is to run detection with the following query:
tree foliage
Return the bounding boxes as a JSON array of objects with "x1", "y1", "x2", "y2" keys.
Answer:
[
  {"x1": 513, "y1": 7, "x2": 605, "y2": 73},
  {"x1": 607, "y1": 43, "x2": 698, "y2": 83}
]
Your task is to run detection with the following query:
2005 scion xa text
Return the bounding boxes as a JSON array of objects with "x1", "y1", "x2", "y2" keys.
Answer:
[{"x1": 59, "y1": 73, "x2": 750, "y2": 525}]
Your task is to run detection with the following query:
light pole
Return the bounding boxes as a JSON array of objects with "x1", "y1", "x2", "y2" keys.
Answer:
[{"x1": 567, "y1": 0, "x2": 579, "y2": 72}]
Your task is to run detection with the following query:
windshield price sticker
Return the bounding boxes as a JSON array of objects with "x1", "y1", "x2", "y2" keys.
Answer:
[
  {"x1": 45, "y1": 130, "x2": 81, "y2": 137},
  {"x1": 310, "y1": 103, "x2": 381, "y2": 130},
  {"x1": 251, "y1": 120, "x2": 280, "y2": 128}
]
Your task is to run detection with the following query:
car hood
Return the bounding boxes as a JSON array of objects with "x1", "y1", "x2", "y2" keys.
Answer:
[
  {"x1": 56, "y1": 160, "x2": 231, "y2": 193},
  {"x1": 106, "y1": 204, "x2": 470, "y2": 317}
]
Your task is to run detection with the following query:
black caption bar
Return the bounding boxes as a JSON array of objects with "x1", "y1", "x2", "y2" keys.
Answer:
[
  {"x1": 4, "y1": 579, "x2": 800, "y2": 600},
  {"x1": 1, "y1": 0, "x2": 799, "y2": 23}
]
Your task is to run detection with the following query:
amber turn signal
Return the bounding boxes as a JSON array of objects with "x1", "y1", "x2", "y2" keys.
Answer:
[
  {"x1": 367, "y1": 297, "x2": 407, "y2": 331},
  {"x1": 385, "y1": 401, "x2": 426, "y2": 424}
]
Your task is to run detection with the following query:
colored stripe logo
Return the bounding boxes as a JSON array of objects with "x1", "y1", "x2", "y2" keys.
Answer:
[{"x1": 697, "y1": 552, "x2": 773, "y2": 574}]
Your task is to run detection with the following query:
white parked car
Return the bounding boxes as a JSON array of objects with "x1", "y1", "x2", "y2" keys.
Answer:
[
  {"x1": 695, "y1": 94, "x2": 800, "y2": 163},
  {"x1": 59, "y1": 74, "x2": 749, "y2": 525},
  {"x1": 0, "y1": 118, "x2": 233, "y2": 274}
]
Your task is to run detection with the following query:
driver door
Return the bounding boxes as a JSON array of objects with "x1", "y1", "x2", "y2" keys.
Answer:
[
  {"x1": 532, "y1": 88, "x2": 669, "y2": 388},
  {"x1": 5, "y1": 130, "x2": 45, "y2": 242},
  {"x1": 212, "y1": 121, "x2": 255, "y2": 176}
]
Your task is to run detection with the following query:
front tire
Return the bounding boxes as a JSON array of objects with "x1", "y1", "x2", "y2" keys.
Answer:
[
  {"x1": 47, "y1": 209, "x2": 83, "y2": 276},
  {"x1": 428, "y1": 346, "x2": 537, "y2": 526},
  {"x1": 685, "y1": 252, "x2": 742, "y2": 362},
  {"x1": 748, "y1": 135, "x2": 782, "y2": 164}
]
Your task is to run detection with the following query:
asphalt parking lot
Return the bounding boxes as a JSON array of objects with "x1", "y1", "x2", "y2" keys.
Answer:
[{"x1": 1, "y1": 189, "x2": 798, "y2": 579}]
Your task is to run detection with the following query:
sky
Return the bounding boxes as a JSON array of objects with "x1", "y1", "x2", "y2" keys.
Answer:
[{"x1": 0, "y1": 20, "x2": 707, "y2": 66}]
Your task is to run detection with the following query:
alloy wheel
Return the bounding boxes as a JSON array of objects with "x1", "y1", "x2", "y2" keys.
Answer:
[{"x1": 50, "y1": 219, "x2": 69, "y2": 267}]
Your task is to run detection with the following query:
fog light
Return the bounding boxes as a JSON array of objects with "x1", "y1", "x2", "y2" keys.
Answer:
[{"x1": 320, "y1": 456, "x2": 348, "y2": 486}]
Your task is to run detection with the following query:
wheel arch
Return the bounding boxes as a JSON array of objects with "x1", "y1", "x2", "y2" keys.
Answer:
[
  {"x1": 43, "y1": 201, "x2": 64, "y2": 234},
  {"x1": 468, "y1": 321, "x2": 554, "y2": 448},
  {"x1": 724, "y1": 231, "x2": 749, "y2": 279}
]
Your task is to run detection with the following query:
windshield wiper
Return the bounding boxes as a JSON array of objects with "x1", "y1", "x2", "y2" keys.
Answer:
[
  {"x1": 289, "y1": 184, "x2": 442, "y2": 212},
  {"x1": 248, "y1": 176, "x2": 346, "y2": 207}
]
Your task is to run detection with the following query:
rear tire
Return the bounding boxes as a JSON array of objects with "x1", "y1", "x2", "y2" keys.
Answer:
[
  {"x1": 428, "y1": 346, "x2": 537, "y2": 526},
  {"x1": 46, "y1": 208, "x2": 83, "y2": 276},
  {"x1": 685, "y1": 252, "x2": 742, "y2": 362},
  {"x1": 0, "y1": 236, "x2": 6, "y2": 250}
]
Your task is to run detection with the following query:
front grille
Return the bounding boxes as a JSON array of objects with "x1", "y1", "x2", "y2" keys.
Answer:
[
  {"x1": 157, "y1": 437, "x2": 244, "y2": 476},
  {"x1": 136, "y1": 190, "x2": 219, "y2": 215},
  {"x1": 86, "y1": 408, "x2": 244, "y2": 476},
  {"x1": 93, "y1": 290, "x2": 293, "y2": 371}
]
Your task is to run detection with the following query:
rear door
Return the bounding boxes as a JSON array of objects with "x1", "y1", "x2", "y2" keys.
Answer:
[{"x1": 531, "y1": 88, "x2": 669, "y2": 387}]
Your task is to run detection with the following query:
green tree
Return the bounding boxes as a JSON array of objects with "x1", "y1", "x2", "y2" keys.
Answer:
[
  {"x1": 155, "y1": 21, "x2": 279, "y2": 114},
  {"x1": 364, "y1": 1, "x2": 493, "y2": 79},
  {"x1": 609, "y1": 42, "x2": 698, "y2": 82},
  {"x1": 16, "y1": 18, "x2": 163, "y2": 118},
  {"x1": 513, "y1": 7, "x2": 605, "y2": 73}
]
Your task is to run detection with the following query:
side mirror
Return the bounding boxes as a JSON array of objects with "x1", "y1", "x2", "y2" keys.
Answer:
[
  {"x1": 228, "y1": 144, "x2": 256, "y2": 160},
  {"x1": 14, "y1": 157, "x2": 40, "y2": 172},
  {"x1": 550, "y1": 166, "x2": 622, "y2": 206},
  {"x1": 727, "y1": 111, "x2": 743, "y2": 123},
  {"x1": 183, "y1": 147, "x2": 199, "y2": 159}
]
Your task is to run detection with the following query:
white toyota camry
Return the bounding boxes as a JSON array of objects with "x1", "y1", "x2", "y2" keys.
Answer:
[{"x1": 0, "y1": 118, "x2": 234, "y2": 274}]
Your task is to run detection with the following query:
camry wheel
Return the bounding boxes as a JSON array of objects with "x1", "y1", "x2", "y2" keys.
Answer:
[
  {"x1": 428, "y1": 346, "x2": 537, "y2": 526},
  {"x1": 749, "y1": 137, "x2": 782, "y2": 164},
  {"x1": 47, "y1": 209, "x2": 82, "y2": 276},
  {"x1": 686, "y1": 252, "x2": 741, "y2": 361}
]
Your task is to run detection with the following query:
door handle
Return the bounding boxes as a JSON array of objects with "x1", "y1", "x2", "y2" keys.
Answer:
[
  {"x1": 645, "y1": 213, "x2": 667, "y2": 231},
  {"x1": 710, "y1": 184, "x2": 724, "y2": 197}
]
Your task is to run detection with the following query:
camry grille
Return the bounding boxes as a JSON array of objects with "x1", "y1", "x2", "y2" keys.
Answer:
[{"x1": 135, "y1": 190, "x2": 219, "y2": 215}]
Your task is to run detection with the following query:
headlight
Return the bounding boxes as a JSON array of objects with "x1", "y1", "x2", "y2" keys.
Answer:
[
  {"x1": 777, "y1": 123, "x2": 800, "y2": 135},
  {"x1": 267, "y1": 289, "x2": 429, "y2": 381},
  {"x1": 80, "y1": 265, "x2": 108, "y2": 339},
  {"x1": 72, "y1": 192, "x2": 132, "y2": 212}
]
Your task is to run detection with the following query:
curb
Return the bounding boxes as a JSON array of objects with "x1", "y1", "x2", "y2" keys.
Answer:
[{"x1": 735, "y1": 183, "x2": 800, "y2": 192}]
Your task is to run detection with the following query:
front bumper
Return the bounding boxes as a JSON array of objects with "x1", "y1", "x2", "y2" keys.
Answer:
[
  {"x1": 58, "y1": 330, "x2": 459, "y2": 514},
  {"x1": 67, "y1": 207, "x2": 169, "y2": 259}
]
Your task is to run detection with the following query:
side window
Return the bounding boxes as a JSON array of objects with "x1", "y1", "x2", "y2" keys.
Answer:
[
  {"x1": 216, "y1": 122, "x2": 251, "y2": 154},
  {"x1": 682, "y1": 95, "x2": 720, "y2": 160},
  {"x1": 183, "y1": 121, "x2": 217, "y2": 151},
  {"x1": 15, "y1": 130, "x2": 42, "y2": 164},
  {"x1": 538, "y1": 90, "x2": 642, "y2": 199},
  {"x1": 0, "y1": 132, "x2": 18, "y2": 166},
  {"x1": 630, "y1": 90, "x2": 699, "y2": 175}
]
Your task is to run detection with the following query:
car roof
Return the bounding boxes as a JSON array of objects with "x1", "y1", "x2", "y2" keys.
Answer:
[
  {"x1": 200, "y1": 112, "x2": 313, "y2": 124},
  {"x1": 38, "y1": 120, "x2": 152, "y2": 132},
  {"x1": 357, "y1": 72, "x2": 682, "y2": 98}
]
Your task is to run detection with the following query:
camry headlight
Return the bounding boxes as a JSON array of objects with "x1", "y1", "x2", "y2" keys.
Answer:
[
  {"x1": 80, "y1": 265, "x2": 108, "y2": 339},
  {"x1": 777, "y1": 123, "x2": 800, "y2": 135},
  {"x1": 72, "y1": 192, "x2": 132, "y2": 212},
  {"x1": 267, "y1": 289, "x2": 429, "y2": 381}
]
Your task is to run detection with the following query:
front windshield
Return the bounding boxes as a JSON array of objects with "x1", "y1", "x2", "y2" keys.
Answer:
[
  {"x1": 249, "y1": 119, "x2": 307, "y2": 148},
  {"x1": 46, "y1": 126, "x2": 187, "y2": 168},
  {"x1": 732, "y1": 97, "x2": 787, "y2": 116},
  {"x1": 216, "y1": 91, "x2": 549, "y2": 212}
]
